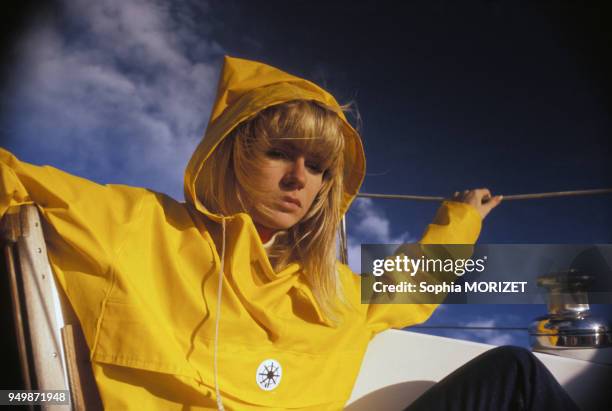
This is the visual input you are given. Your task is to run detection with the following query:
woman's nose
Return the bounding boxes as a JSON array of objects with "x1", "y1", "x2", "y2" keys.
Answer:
[{"x1": 282, "y1": 157, "x2": 307, "y2": 189}]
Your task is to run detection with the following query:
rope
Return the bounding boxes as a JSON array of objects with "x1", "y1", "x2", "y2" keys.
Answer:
[
  {"x1": 411, "y1": 325, "x2": 527, "y2": 331},
  {"x1": 357, "y1": 188, "x2": 612, "y2": 202}
]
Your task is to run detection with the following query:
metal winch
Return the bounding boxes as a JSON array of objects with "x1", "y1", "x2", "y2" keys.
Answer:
[{"x1": 529, "y1": 269, "x2": 612, "y2": 350}]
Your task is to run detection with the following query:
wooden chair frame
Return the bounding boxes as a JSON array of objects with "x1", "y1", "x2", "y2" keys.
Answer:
[{"x1": 2, "y1": 205, "x2": 102, "y2": 410}]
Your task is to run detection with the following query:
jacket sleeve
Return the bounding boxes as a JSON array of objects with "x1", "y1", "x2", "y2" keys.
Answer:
[
  {"x1": 364, "y1": 200, "x2": 482, "y2": 334},
  {"x1": 0, "y1": 148, "x2": 147, "y2": 342}
]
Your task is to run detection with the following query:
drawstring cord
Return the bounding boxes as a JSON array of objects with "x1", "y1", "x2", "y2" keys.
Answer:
[{"x1": 214, "y1": 219, "x2": 226, "y2": 411}]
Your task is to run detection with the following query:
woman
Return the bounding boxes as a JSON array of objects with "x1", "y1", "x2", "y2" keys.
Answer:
[{"x1": 0, "y1": 56, "x2": 575, "y2": 410}]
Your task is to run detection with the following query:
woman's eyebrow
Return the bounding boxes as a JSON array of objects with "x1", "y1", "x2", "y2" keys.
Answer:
[
  {"x1": 271, "y1": 139, "x2": 302, "y2": 152},
  {"x1": 270, "y1": 139, "x2": 326, "y2": 160}
]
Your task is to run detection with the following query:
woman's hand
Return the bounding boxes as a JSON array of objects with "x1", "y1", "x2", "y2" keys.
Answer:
[{"x1": 451, "y1": 188, "x2": 502, "y2": 220}]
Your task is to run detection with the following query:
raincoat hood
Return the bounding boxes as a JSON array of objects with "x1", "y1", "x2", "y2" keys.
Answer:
[{"x1": 184, "y1": 56, "x2": 366, "y2": 219}]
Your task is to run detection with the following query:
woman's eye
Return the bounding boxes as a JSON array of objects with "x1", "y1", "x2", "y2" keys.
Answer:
[
  {"x1": 266, "y1": 149, "x2": 287, "y2": 159},
  {"x1": 306, "y1": 162, "x2": 323, "y2": 174}
]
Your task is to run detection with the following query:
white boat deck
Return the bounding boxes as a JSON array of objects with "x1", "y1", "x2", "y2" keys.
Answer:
[{"x1": 347, "y1": 329, "x2": 612, "y2": 410}]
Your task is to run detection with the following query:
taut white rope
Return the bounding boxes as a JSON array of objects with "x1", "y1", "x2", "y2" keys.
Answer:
[{"x1": 357, "y1": 188, "x2": 612, "y2": 202}]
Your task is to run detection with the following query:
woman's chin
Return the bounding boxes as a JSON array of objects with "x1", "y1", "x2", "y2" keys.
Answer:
[{"x1": 254, "y1": 213, "x2": 301, "y2": 232}]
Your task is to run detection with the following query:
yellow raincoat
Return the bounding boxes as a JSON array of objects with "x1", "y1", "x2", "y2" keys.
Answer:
[{"x1": 0, "y1": 56, "x2": 482, "y2": 410}]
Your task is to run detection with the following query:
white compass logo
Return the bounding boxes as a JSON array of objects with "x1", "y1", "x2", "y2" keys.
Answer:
[{"x1": 256, "y1": 359, "x2": 282, "y2": 391}]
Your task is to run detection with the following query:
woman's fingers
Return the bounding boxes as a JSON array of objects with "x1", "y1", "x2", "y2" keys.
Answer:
[
  {"x1": 452, "y1": 188, "x2": 502, "y2": 219},
  {"x1": 472, "y1": 188, "x2": 491, "y2": 201},
  {"x1": 479, "y1": 194, "x2": 503, "y2": 219}
]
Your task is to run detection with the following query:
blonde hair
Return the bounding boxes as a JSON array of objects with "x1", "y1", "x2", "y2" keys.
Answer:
[{"x1": 198, "y1": 100, "x2": 348, "y2": 323}]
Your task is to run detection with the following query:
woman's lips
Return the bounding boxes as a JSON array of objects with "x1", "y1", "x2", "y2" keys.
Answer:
[{"x1": 280, "y1": 196, "x2": 302, "y2": 210}]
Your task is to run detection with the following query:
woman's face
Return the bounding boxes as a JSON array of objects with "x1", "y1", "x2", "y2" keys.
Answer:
[{"x1": 246, "y1": 142, "x2": 325, "y2": 233}]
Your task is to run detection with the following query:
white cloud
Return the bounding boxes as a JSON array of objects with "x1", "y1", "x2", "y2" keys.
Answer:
[
  {"x1": 353, "y1": 198, "x2": 390, "y2": 240},
  {"x1": 347, "y1": 242, "x2": 363, "y2": 274},
  {"x1": 443, "y1": 317, "x2": 525, "y2": 347},
  {"x1": 408, "y1": 310, "x2": 528, "y2": 346},
  {"x1": 7, "y1": 0, "x2": 224, "y2": 199},
  {"x1": 351, "y1": 198, "x2": 414, "y2": 243},
  {"x1": 485, "y1": 333, "x2": 517, "y2": 346},
  {"x1": 346, "y1": 198, "x2": 416, "y2": 272},
  {"x1": 463, "y1": 319, "x2": 496, "y2": 328}
]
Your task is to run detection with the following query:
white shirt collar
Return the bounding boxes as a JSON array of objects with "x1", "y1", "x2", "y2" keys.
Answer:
[{"x1": 262, "y1": 231, "x2": 282, "y2": 251}]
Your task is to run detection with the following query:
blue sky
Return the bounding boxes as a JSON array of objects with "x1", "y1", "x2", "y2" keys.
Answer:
[{"x1": 1, "y1": 0, "x2": 611, "y2": 348}]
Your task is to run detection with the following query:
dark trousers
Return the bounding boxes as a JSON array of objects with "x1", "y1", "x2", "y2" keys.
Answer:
[{"x1": 405, "y1": 346, "x2": 579, "y2": 411}]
